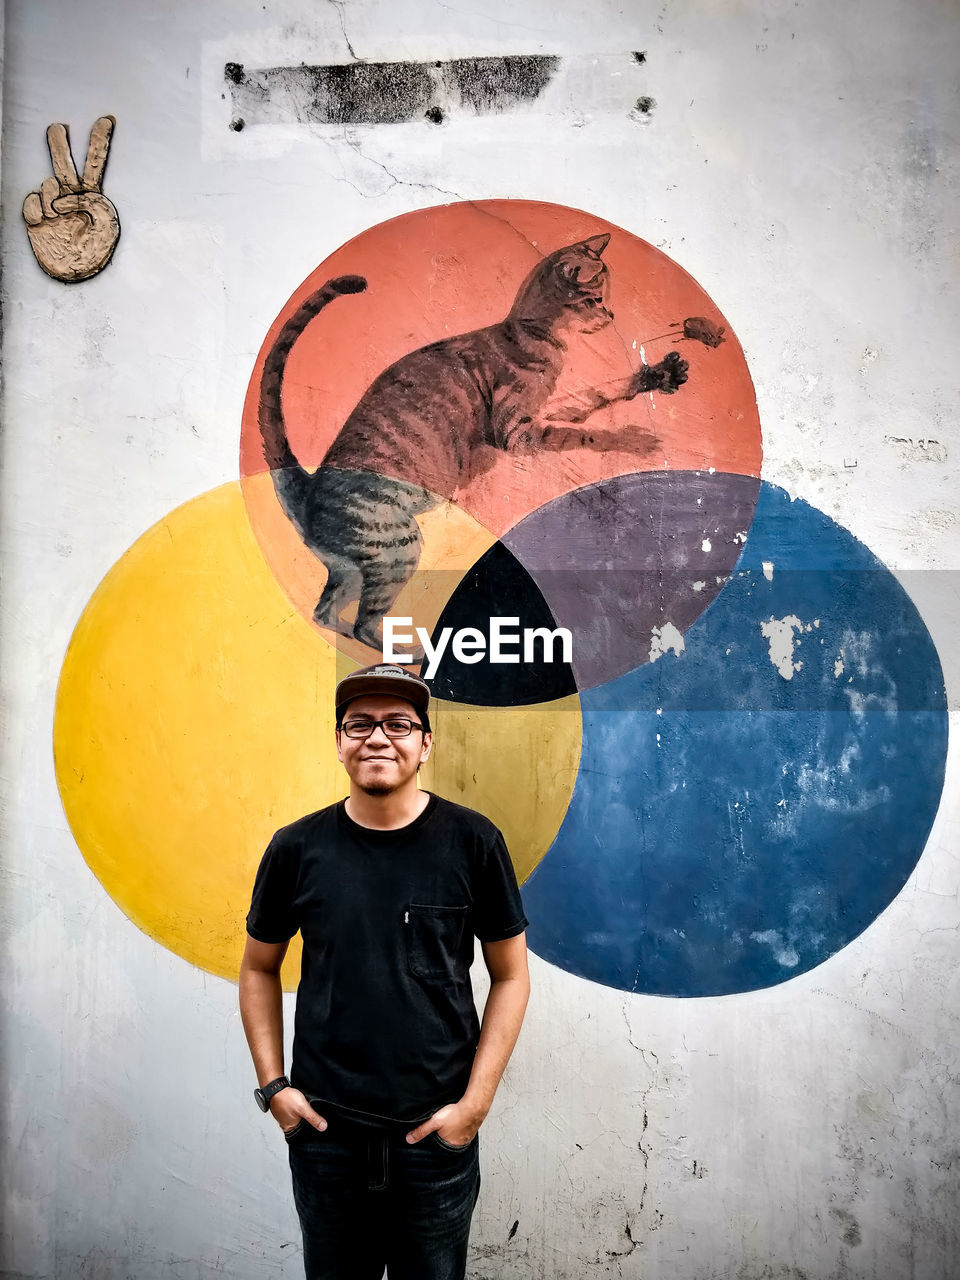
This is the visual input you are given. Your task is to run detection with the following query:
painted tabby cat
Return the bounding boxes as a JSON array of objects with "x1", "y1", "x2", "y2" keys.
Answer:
[{"x1": 259, "y1": 233, "x2": 688, "y2": 651}]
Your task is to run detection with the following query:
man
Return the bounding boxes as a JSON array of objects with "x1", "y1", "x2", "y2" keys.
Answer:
[{"x1": 239, "y1": 663, "x2": 529, "y2": 1280}]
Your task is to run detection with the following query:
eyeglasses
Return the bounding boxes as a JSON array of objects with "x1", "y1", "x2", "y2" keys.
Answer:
[{"x1": 340, "y1": 717, "x2": 425, "y2": 740}]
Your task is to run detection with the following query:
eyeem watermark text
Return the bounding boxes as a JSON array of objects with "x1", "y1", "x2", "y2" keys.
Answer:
[{"x1": 383, "y1": 616, "x2": 573, "y2": 680}]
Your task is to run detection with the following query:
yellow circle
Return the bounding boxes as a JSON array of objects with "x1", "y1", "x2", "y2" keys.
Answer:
[
  {"x1": 54, "y1": 483, "x2": 581, "y2": 986},
  {"x1": 422, "y1": 698, "x2": 582, "y2": 886}
]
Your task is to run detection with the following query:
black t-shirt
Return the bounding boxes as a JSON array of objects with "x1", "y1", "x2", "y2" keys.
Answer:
[{"x1": 246, "y1": 793, "x2": 527, "y2": 1126}]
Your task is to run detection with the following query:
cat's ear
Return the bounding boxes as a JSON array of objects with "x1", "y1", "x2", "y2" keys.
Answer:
[
  {"x1": 574, "y1": 259, "x2": 604, "y2": 285},
  {"x1": 581, "y1": 233, "x2": 610, "y2": 257}
]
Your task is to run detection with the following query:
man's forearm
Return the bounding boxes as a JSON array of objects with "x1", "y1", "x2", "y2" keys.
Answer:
[
  {"x1": 460, "y1": 973, "x2": 530, "y2": 1120},
  {"x1": 239, "y1": 965, "x2": 286, "y2": 1086}
]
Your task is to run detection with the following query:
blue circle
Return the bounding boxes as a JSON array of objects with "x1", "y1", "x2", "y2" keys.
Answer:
[{"x1": 523, "y1": 481, "x2": 948, "y2": 996}]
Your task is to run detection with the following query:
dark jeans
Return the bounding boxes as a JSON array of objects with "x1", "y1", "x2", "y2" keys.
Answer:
[{"x1": 286, "y1": 1113, "x2": 481, "y2": 1280}]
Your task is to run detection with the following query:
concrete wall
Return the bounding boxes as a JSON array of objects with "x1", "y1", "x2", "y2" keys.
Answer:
[{"x1": 2, "y1": 1, "x2": 959, "y2": 1276}]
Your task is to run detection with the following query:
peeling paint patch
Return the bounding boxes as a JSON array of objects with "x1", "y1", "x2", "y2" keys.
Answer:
[
  {"x1": 845, "y1": 687, "x2": 898, "y2": 720},
  {"x1": 885, "y1": 435, "x2": 947, "y2": 464},
  {"x1": 224, "y1": 55, "x2": 561, "y2": 126},
  {"x1": 797, "y1": 753, "x2": 890, "y2": 813},
  {"x1": 749, "y1": 929, "x2": 800, "y2": 967},
  {"x1": 858, "y1": 345, "x2": 879, "y2": 374},
  {"x1": 650, "y1": 622, "x2": 686, "y2": 664},
  {"x1": 838, "y1": 630, "x2": 898, "y2": 719},
  {"x1": 840, "y1": 629, "x2": 874, "y2": 678},
  {"x1": 830, "y1": 1206, "x2": 862, "y2": 1246},
  {"x1": 760, "y1": 614, "x2": 816, "y2": 680},
  {"x1": 762, "y1": 560, "x2": 774, "y2": 582}
]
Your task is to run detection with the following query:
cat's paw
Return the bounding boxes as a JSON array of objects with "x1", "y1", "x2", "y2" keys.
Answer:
[
  {"x1": 634, "y1": 350, "x2": 686, "y2": 394},
  {"x1": 630, "y1": 351, "x2": 689, "y2": 397},
  {"x1": 653, "y1": 351, "x2": 689, "y2": 394}
]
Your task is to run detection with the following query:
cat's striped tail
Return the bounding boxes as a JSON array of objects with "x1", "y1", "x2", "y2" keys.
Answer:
[{"x1": 258, "y1": 274, "x2": 368, "y2": 512}]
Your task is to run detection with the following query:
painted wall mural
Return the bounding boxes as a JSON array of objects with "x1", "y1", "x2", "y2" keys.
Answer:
[{"x1": 54, "y1": 199, "x2": 946, "y2": 998}]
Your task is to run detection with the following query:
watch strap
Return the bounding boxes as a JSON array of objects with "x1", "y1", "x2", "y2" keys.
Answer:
[{"x1": 255, "y1": 1074, "x2": 290, "y2": 1112}]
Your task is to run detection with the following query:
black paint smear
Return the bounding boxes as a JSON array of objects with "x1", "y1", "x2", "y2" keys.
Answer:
[
  {"x1": 508, "y1": 1220, "x2": 519, "y2": 1241},
  {"x1": 633, "y1": 51, "x2": 648, "y2": 63},
  {"x1": 229, "y1": 118, "x2": 245, "y2": 132},
  {"x1": 425, "y1": 543, "x2": 577, "y2": 707},
  {"x1": 226, "y1": 55, "x2": 560, "y2": 126},
  {"x1": 308, "y1": 62, "x2": 434, "y2": 125},
  {"x1": 636, "y1": 96, "x2": 656, "y2": 114},
  {"x1": 451, "y1": 55, "x2": 559, "y2": 113}
]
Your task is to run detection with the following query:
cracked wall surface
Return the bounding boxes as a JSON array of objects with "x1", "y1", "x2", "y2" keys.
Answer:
[{"x1": 2, "y1": 0, "x2": 959, "y2": 1276}]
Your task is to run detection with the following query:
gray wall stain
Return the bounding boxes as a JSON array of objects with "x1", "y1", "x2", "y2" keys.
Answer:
[
  {"x1": 453, "y1": 55, "x2": 558, "y2": 113},
  {"x1": 225, "y1": 55, "x2": 561, "y2": 127},
  {"x1": 830, "y1": 1207, "x2": 863, "y2": 1247}
]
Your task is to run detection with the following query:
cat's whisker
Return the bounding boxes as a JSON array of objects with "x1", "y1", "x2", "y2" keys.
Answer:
[{"x1": 637, "y1": 331, "x2": 684, "y2": 345}]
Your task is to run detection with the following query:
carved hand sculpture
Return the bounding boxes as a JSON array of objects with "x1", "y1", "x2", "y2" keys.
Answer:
[{"x1": 22, "y1": 117, "x2": 119, "y2": 283}]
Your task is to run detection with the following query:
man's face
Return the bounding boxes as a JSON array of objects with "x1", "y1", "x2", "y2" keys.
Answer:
[{"x1": 336, "y1": 694, "x2": 432, "y2": 796}]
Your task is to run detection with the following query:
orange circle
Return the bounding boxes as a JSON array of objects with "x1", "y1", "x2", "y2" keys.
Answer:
[{"x1": 240, "y1": 199, "x2": 761, "y2": 639}]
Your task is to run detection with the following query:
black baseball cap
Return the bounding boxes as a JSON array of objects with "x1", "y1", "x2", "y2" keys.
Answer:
[{"x1": 334, "y1": 663, "x2": 430, "y2": 719}]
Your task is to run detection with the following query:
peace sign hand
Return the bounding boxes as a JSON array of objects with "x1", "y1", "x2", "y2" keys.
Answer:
[{"x1": 22, "y1": 117, "x2": 120, "y2": 283}]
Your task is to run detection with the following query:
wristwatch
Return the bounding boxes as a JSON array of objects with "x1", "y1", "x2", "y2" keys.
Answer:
[{"x1": 254, "y1": 1075, "x2": 290, "y2": 1112}]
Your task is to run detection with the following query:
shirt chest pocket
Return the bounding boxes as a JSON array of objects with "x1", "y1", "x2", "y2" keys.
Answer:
[{"x1": 405, "y1": 904, "x2": 469, "y2": 982}]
